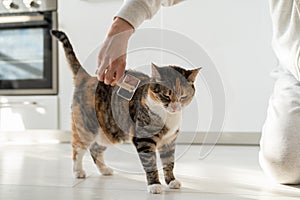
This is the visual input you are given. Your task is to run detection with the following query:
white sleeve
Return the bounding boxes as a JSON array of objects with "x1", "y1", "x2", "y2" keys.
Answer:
[
  {"x1": 115, "y1": 0, "x2": 185, "y2": 29},
  {"x1": 269, "y1": 0, "x2": 300, "y2": 80}
]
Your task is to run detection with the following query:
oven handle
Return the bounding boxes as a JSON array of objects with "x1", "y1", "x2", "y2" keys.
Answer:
[{"x1": 0, "y1": 15, "x2": 49, "y2": 28}]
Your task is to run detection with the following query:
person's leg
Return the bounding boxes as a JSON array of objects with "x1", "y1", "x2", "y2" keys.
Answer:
[
  {"x1": 259, "y1": 69, "x2": 300, "y2": 184},
  {"x1": 260, "y1": 0, "x2": 300, "y2": 184}
]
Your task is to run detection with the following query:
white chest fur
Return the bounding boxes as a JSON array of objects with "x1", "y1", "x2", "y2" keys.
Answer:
[
  {"x1": 145, "y1": 95, "x2": 182, "y2": 143},
  {"x1": 164, "y1": 111, "x2": 181, "y2": 136}
]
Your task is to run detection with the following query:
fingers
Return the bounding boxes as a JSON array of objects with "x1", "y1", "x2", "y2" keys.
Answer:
[
  {"x1": 97, "y1": 58, "x2": 126, "y2": 86},
  {"x1": 96, "y1": 59, "x2": 109, "y2": 82},
  {"x1": 111, "y1": 65, "x2": 126, "y2": 86},
  {"x1": 103, "y1": 66, "x2": 115, "y2": 85}
]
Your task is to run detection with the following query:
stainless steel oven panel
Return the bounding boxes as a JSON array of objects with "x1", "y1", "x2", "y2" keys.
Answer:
[
  {"x1": 0, "y1": 11, "x2": 58, "y2": 95},
  {"x1": 23, "y1": 0, "x2": 57, "y2": 12},
  {"x1": 0, "y1": 15, "x2": 44, "y2": 24},
  {"x1": 0, "y1": 0, "x2": 57, "y2": 14}
]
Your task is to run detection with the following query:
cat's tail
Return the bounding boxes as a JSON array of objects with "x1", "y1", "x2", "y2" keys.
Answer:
[{"x1": 51, "y1": 30, "x2": 84, "y2": 76}]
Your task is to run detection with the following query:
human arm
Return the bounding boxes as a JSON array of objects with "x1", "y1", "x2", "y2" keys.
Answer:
[
  {"x1": 96, "y1": 0, "x2": 185, "y2": 85},
  {"x1": 96, "y1": 17, "x2": 134, "y2": 85}
]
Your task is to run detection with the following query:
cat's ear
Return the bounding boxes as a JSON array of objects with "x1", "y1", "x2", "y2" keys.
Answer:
[
  {"x1": 151, "y1": 63, "x2": 161, "y2": 80},
  {"x1": 187, "y1": 67, "x2": 201, "y2": 83}
]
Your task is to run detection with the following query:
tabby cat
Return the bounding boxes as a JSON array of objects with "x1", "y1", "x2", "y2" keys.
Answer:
[{"x1": 51, "y1": 30, "x2": 200, "y2": 194}]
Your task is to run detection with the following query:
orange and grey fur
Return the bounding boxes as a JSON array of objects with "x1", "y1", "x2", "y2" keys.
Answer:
[{"x1": 51, "y1": 30, "x2": 200, "y2": 194}]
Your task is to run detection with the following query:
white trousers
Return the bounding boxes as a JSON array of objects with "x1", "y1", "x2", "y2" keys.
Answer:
[{"x1": 259, "y1": 0, "x2": 300, "y2": 184}]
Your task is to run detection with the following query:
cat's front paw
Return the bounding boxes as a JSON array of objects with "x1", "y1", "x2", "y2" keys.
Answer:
[
  {"x1": 74, "y1": 170, "x2": 86, "y2": 179},
  {"x1": 147, "y1": 184, "x2": 163, "y2": 194},
  {"x1": 168, "y1": 179, "x2": 181, "y2": 189},
  {"x1": 99, "y1": 166, "x2": 114, "y2": 176}
]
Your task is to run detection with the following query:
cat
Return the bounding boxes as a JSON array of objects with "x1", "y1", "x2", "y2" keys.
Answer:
[{"x1": 51, "y1": 30, "x2": 200, "y2": 194}]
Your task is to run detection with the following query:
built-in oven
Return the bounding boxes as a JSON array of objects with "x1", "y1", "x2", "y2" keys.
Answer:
[{"x1": 0, "y1": 0, "x2": 57, "y2": 95}]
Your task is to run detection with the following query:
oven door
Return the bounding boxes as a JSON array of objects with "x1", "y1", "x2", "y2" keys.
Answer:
[{"x1": 0, "y1": 12, "x2": 57, "y2": 95}]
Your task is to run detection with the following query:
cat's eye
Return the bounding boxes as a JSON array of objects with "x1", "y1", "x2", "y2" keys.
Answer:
[
  {"x1": 161, "y1": 94, "x2": 170, "y2": 101},
  {"x1": 153, "y1": 87, "x2": 159, "y2": 93},
  {"x1": 181, "y1": 95, "x2": 188, "y2": 100}
]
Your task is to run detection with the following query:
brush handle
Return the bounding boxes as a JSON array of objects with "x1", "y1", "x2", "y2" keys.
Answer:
[{"x1": 117, "y1": 81, "x2": 135, "y2": 92}]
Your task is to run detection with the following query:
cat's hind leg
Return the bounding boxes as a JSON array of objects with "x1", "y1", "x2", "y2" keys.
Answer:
[
  {"x1": 72, "y1": 116, "x2": 96, "y2": 179},
  {"x1": 72, "y1": 131, "x2": 88, "y2": 179},
  {"x1": 89, "y1": 142, "x2": 113, "y2": 176}
]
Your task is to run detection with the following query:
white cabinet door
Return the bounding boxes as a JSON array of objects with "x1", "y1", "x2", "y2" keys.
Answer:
[{"x1": 0, "y1": 96, "x2": 58, "y2": 130}]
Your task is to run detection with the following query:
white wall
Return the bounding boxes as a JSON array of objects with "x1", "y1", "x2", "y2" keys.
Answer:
[{"x1": 58, "y1": 0, "x2": 277, "y2": 133}]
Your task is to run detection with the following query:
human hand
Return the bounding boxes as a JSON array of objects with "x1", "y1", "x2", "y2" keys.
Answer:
[{"x1": 96, "y1": 17, "x2": 134, "y2": 86}]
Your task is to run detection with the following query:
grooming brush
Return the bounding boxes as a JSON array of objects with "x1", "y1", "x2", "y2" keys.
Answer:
[{"x1": 116, "y1": 74, "x2": 140, "y2": 101}]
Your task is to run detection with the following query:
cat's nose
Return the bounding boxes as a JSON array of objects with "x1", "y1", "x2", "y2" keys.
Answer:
[
  {"x1": 171, "y1": 104, "x2": 177, "y2": 110},
  {"x1": 171, "y1": 102, "x2": 180, "y2": 111}
]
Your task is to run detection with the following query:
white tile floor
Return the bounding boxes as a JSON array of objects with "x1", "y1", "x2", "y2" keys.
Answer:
[{"x1": 0, "y1": 143, "x2": 300, "y2": 200}]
